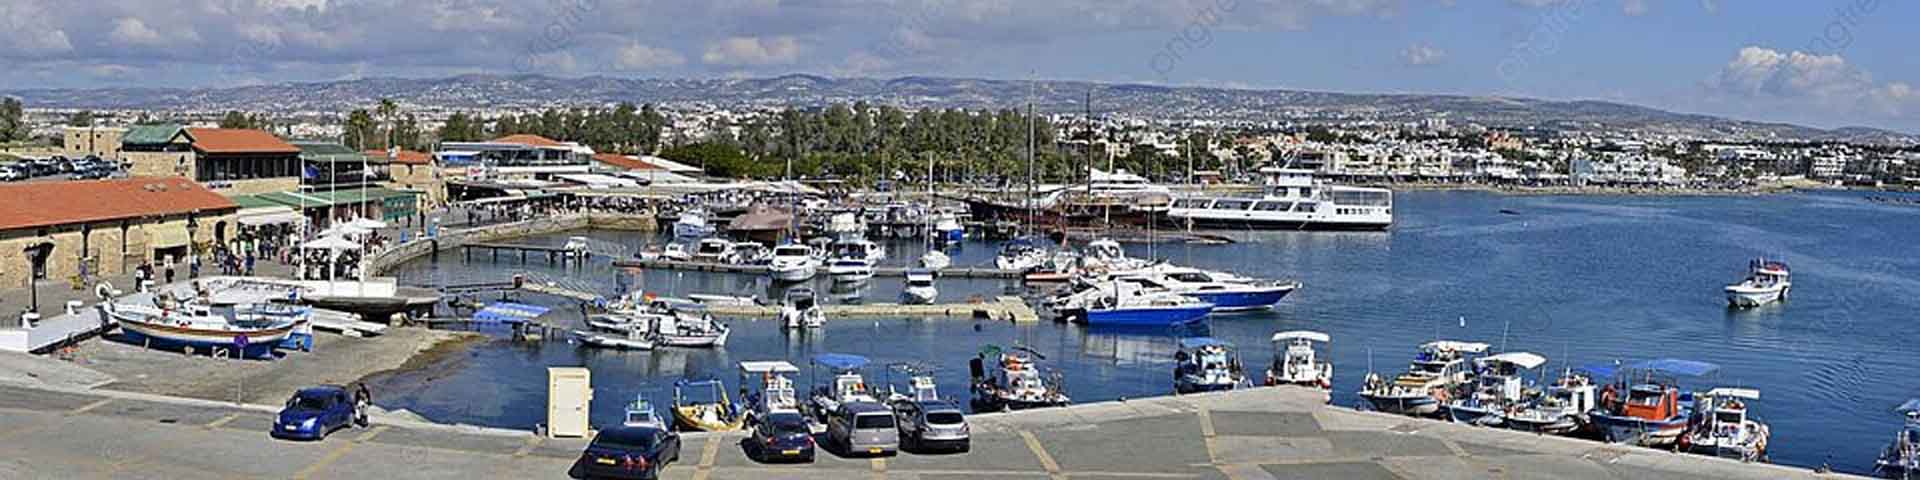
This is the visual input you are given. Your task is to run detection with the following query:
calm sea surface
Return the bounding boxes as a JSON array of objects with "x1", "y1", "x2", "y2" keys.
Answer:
[{"x1": 367, "y1": 189, "x2": 1920, "y2": 473}]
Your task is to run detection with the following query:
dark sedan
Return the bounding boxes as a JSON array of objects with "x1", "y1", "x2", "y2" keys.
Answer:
[
  {"x1": 575, "y1": 425, "x2": 680, "y2": 479},
  {"x1": 745, "y1": 411, "x2": 815, "y2": 463}
]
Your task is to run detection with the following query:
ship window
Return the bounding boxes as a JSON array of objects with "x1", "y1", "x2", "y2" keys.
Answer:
[
  {"x1": 1300, "y1": 187, "x2": 1314, "y2": 197},
  {"x1": 1253, "y1": 201, "x2": 1289, "y2": 211},
  {"x1": 1211, "y1": 199, "x2": 1252, "y2": 210},
  {"x1": 1173, "y1": 198, "x2": 1211, "y2": 209},
  {"x1": 1330, "y1": 190, "x2": 1391, "y2": 207}
]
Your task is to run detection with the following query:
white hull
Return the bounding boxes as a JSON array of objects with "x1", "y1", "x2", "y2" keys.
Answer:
[
  {"x1": 902, "y1": 287, "x2": 938, "y2": 305},
  {"x1": 769, "y1": 265, "x2": 817, "y2": 282},
  {"x1": 1725, "y1": 284, "x2": 1787, "y2": 307},
  {"x1": 920, "y1": 252, "x2": 951, "y2": 270}
]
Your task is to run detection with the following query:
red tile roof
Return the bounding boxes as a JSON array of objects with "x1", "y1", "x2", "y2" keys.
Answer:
[
  {"x1": 0, "y1": 178, "x2": 239, "y2": 231},
  {"x1": 490, "y1": 134, "x2": 565, "y2": 148},
  {"x1": 186, "y1": 128, "x2": 300, "y2": 154},
  {"x1": 365, "y1": 149, "x2": 432, "y2": 165},
  {"x1": 592, "y1": 153, "x2": 663, "y2": 171}
]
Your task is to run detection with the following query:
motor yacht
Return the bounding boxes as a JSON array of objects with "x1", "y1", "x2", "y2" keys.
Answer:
[
  {"x1": 1357, "y1": 340, "x2": 1489, "y2": 416},
  {"x1": 768, "y1": 244, "x2": 820, "y2": 282}
]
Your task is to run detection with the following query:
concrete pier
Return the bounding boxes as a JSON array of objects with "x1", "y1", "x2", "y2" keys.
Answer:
[
  {"x1": 614, "y1": 258, "x2": 1026, "y2": 279},
  {"x1": 0, "y1": 382, "x2": 1861, "y2": 479},
  {"x1": 704, "y1": 296, "x2": 1041, "y2": 322}
]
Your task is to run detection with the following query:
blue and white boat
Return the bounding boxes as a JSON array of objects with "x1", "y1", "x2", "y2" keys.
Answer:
[
  {"x1": 933, "y1": 215, "x2": 965, "y2": 243},
  {"x1": 1111, "y1": 265, "x2": 1300, "y2": 312},
  {"x1": 1586, "y1": 359, "x2": 1716, "y2": 448},
  {"x1": 1083, "y1": 290, "x2": 1214, "y2": 327},
  {"x1": 1445, "y1": 352, "x2": 1547, "y2": 426},
  {"x1": 1358, "y1": 340, "x2": 1489, "y2": 416},
  {"x1": 1173, "y1": 337, "x2": 1247, "y2": 394},
  {"x1": 102, "y1": 298, "x2": 302, "y2": 359}
]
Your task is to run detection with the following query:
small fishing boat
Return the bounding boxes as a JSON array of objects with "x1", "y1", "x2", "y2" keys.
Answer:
[
  {"x1": 768, "y1": 244, "x2": 819, "y2": 282},
  {"x1": 1587, "y1": 359, "x2": 1718, "y2": 447},
  {"x1": 573, "y1": 328, "x2": 655, "y2": 350},
  {"x1": 1173, "y1": 337, "x2": 1248, "y2": 394},
  {"x1": 995, "y1": 239, "x2": 1051, "y2": 271},
  {"x1": 901, "y1": 269, "x2": 938, "y2": 305},
  {"x1": 1079, "y1": 238, "x2": 1151, "y2": 274},
  {"x1": 933, "y1": 214, "x2": 965, "y2": 244},
  {"x1": 1358, "y1": 340, "x2": 1489, "y2": 416},
  {"x1": 102, "y1": 297, "x2": 301, "y2": 359},
  {"x1": 1682, "y1": 387, "x2": 1769, "y2": 462},
  {"x1": 806, "y1": 353, "x2": 879, "y2": 424},
  {"x1": 672, "y1": 379, "x2": 745, "y2": 432},
  {"x1": 827, "y1": 258, "x2": 875, "y2": 283},
  {"x1": 1876, "y1": 399, "x2": 1920, "y2": 478},
  {"x1": 1083, "y1": 290, "x2": 1213, "y2": 327},
  {"x1": 674, "y1": 211, "x2": 717, "y2": 238},
  {"x1": 623, "y1": 394, "x2": 665, "y2": 429},
  {"x1": 562, "y1": 236, "x2": 592, "y2": 257},
  {"x1": 1266, "y1": 331, "x2": 1333, "y2": 394},
  {"x1": 1724, "y1": 258, "x2": 1790, "y2": 308},
  {"x1": 585, "y1": 312, "x2": 645, "y2": 333},
  {"x1": 687, "y1": 293, "x2": 757, "y2": 306},
  {"x1": 1446, "y1": 352, "x2": 1547, "y2": 427},
  {"x1": 969, "y1": 345, "x2": 1070, "y2": 412},
  {"x1": 645, "y1": 300, "x2": 729, "y2": 348},
  {"x1": 919, "y1": 250, "x2": 951, "y2": 270},
  {"x1": 1505, "y1": 368, "x2": 1599, "y2": 435},
  {"x1": 884, "y1": 362, "x2": 943, "y2": 404},
  {"x1": 692, "y1": 238, "x2": 736, "y2": 263},
  {"x1": 737, "y1": 361, "x2": 803, "y2": 419},
  {"x1": 779, "y1": 288, "x2": 825, "y2": 329}
]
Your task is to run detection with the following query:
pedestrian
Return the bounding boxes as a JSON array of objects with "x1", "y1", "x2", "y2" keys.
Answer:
[
  {"x1": 244, "y1": 254, "x2": 255, "y2": 276},
  {"x1": 354, "y1": 384, "x2": 372, "y2": 427},
  {"x1": 164, "y1": 261, "x2": 175, "y2": 284}
]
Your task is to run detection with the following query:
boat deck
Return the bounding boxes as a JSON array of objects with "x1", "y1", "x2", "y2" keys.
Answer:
[{"x1": 612, "y1": 258, "x2": 1025, "y2": 279}]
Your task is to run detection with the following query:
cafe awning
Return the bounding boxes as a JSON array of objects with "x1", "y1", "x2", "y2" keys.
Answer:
[
  {"x1": 236, "y1": 206, "x2": 303, "y2": 227},
  {"x1": 148, "y1": 224, "x2": 190, "y2": 248}
]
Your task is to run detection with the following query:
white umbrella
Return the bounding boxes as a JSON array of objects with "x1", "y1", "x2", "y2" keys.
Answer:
[
  {"x1": 320, "y1": 224, "x2": 371, "y2": 238},
  {"x1": 301, "y1": 235, "x2": 362, "y2": 252},
  {"x1": 345, "y1": 217, "x2": 388, "y2": 230}
]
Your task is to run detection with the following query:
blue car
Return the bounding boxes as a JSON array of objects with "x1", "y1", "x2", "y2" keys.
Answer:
[{"x1": 272, "y1": 386, "x2": 357, "y2": 441}]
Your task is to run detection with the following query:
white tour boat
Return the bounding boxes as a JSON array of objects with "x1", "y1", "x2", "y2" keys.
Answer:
[
  {"x1": 1167, "y1": 167, "x2": 1392, "y2": 231},
  {"x1": 1724, "y1": 258, "x2": 1790, "y2": 308}
]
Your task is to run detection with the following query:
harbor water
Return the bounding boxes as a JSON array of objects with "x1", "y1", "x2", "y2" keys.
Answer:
[{"x1": 365, "y1": 190, "x2": 1920, "y2": 474}]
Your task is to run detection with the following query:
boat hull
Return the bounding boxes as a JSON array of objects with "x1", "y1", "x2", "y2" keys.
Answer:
[
  {"x1": 115, "y1": 318, "x2": 294, "y2": 359},
  {"x1": 1165, "y1": 214, "x2": 1391, "y2": 231},
  {"x1": 769, "y1": 266, "x2": 817, "y2": 282},
  {"x1": 901, "y1": 287, "x2": 937, "y2": 305},
  {"x1": 1446, "y1": 403, "x2": 1505, "y2": 426},
  {"x1": 1360, "y1": 393, "x2": 1439, "y2": 416},
  {"x1": 1590, "y1": 414, "x2": 1689, "y2": 446},
  {"x1": 1084, "y1": 304, "x2": 1212, "y2": 327},
  {"x1": 656, "y1": 328, "x2": 729, "y2": 348},
  {"x1": 1504, "y1": 412, "x2": 1582, "y2": 435},
  {"x1": 1183, "y1": 287, "x2": 1295, "y2": 311},
  {"x1": 1175, "y1": 378, "x2": 1241, "y2": 395},
  {"x1": 1724, "y1": 285, "x2": 1786, "y2": 308}
]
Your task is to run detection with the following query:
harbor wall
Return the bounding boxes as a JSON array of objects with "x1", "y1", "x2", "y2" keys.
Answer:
[{"x1": 367, "y1": 213, "x2": 655, "y2": 276}]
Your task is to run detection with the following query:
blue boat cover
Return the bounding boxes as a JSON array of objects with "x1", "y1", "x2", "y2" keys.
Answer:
[
  {"x1": 1632, "y1": 359, "x2": 1720, "y2": 377},
  {"x1": 473, "y1": 302, "x2": 550, "y2": 323},
  {"x1": 1898, "y1": 399, "x2": 1920, "y2": 414},
  {"x1": 1577, "y1": 362, "x2": 1624, "y2": 380},
  {"x1": 1178, "y1": 337, "x2": 1232, "y2": 349},
  {"x1": 813, "y1": 353, "x2": 870, "y2": 371}
]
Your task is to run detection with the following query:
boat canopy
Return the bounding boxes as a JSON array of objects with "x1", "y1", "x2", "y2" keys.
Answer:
[
  {"x1": 1702, "y1": 387, "x2": 1760, "y2": 400},
  {"x1": 473, "y1": 302, "x2": 550, "y2": 324},
  {"x1": 738, "y1": 361, "x2": 800, "y2": 375},
  {"x1": 1270, "y1": 331, "x2": 1330, "y2": 343},
  {"x1": 1633, "y1": 358, "x2": 1720, "y2": 377},
  {"x1": 1479, "y1": 352, "x2": 1548, "y2": 369},
  {"x1": 674, "y1": 378, "x2": 726, "y2": 389},
  {"x1": 813, "y1": 353, "x2": 870, "y2": 371},
  {"x1": 1178, "y1": 337, "x2": 1233, "y2": 349},
  {"x1": 1420, "y1": 340, "x2": 1490, "y2": 353},
  {"x1": 1897, "y1": 399, "x2": 1920, "y2": 415}
]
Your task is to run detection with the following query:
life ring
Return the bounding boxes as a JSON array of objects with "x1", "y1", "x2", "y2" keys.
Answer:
[{"x1": 95, "y1": 282, "x2": 115, "y2": 300}]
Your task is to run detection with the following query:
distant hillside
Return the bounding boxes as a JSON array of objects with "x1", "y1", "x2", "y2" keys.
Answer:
[{"x1": 6, "y1": 74, "x2": 1912, "y2": 143}]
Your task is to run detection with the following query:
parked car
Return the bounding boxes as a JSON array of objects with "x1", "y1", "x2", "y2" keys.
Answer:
[
  {"x1": 271, "y1": 385, "x2": 357, "y2": 441},
  {"x1": 892, "y1": 399, "x2": 970, "y2": 453},
  {"x1": 0, "y1": 165, "x2": 23, "y2": 182},
  {"x1": 826, "y1": 402, "x2": 898, "y2": 457},
  {"x1": 575, "y1": 425, "x2": 680, "y2": 480},
  {"x1": 745, "y1": 411, "x2": 815, "y2": 463}
]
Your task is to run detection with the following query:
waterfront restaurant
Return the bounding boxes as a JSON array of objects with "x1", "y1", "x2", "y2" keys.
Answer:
[
  {"x1": 0, "y1": 178, "x2": 237, "y2": 303},
  {"x1": 120, "y1": 125, "x2": 305, "y2": 196},
  {"x1": 436, "y1": 134, "x2": 592, "y2": 181}
]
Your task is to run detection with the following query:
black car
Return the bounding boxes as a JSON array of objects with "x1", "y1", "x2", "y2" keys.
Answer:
[
  {"x1": 745, "y1": 411, "x2": 815, "y2": 463},
  {"x1": 575, "y1": 425, "x2": 680, "y2": 480}
]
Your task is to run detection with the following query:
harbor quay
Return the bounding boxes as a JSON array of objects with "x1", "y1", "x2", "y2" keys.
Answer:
[{"x1": 0, "y1": 381, "x2": 1858, "y2": 479}]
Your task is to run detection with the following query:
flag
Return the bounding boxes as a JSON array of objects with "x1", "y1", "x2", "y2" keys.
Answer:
[{"x1": 303, "y1": 164, "x2": 320, "y2": 180}]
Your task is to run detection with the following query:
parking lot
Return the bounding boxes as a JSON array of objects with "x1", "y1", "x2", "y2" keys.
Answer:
[
  {"x1": 0, "y1": 155, "x2": 125, "y2": 183},
  {"x1": 0, "y1": 382, "x2": 1853, "y2": 479}
]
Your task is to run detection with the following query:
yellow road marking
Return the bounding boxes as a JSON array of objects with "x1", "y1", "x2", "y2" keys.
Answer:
[
  {"x1": 512, "y1": 435, "x2": 544, "y2": 457},
  {"x1": 690, "y1": 436, "x2": 724, "y2": 480},
  {"x1": 204, "y1": 413, "x2": 240, "y2": 429},
  {"x1": 355, "y1": 425, "x2": 391, "y2": 443},
  {"x1": 292, "y1": 440, "x2": 359, "y2": 479},
  {"x1": 1019, "y1": 430, "x2": 1066, "y2": 480},
  {"x1": 1197, "y1": 407, "x2": 1220, "y2": 464},
  {"x1": 68, "y1": 398, "x2": 114, "y2": 415}
]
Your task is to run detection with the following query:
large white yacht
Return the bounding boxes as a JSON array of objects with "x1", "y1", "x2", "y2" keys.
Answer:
[
  {"x1": 1035, "y1": 169, "x2": 1174, "y2": 210},
  {"x1": 1167, "y1": 168, "x2": 1392, "y2": 230}
]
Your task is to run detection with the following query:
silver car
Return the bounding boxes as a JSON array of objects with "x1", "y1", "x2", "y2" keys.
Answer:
[
  {"x1": 828, "y1": 402, "x2": 898, "y2": 456},
  {"x1": 893, "y1": 399, "x2": 970, "y2": 452}
]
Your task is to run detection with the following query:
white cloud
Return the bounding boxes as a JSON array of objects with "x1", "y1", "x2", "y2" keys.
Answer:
[
  {"x1": 614, "y1": 43, "x2": 686, "y2": 70},
  {"x1": 1623, "y1": 0, "x2": 1648, "y2": 16},
  {"x1": 702, "y1": 36, "x2": 804, "y2": 66},
  {"x1": 109, "y1": 18, "x2": 166, "y2": 47},
  {"x1": 1706, "y1": 46, "x2": 1919, "y2": 117},
  {"x1": 1401, "y1": 43, "x2": 1447, "y2": 66}
]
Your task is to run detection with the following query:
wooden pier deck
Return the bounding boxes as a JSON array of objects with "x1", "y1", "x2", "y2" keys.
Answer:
[
  {"x1": 612, "y1": 258, "x2": 1024, "y2": 279},
  {"x1": 702, "y1": 296, "x2": 1040, "y2": 322},
  {"x1": 461, "y1": 242, "x2": 589, "y2": 265}
]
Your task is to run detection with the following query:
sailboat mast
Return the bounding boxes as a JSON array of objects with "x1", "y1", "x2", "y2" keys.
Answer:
[{"x1": 1026, "y1": 99, "x2": 1035, "y2": 238}]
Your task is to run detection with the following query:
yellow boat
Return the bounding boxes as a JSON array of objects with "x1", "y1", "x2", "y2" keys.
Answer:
[{"x1": 671, "y1": 379, "x2": 745, "y2": 432}]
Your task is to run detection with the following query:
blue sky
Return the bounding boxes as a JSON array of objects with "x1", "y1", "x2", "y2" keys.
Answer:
[{"x1": 1, "y1": 1, "x2": 1914, "y2": 132}]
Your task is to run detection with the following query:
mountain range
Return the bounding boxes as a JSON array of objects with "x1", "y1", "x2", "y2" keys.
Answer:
[{"x1": 6, "y1": 74, "x2": 1913, "y2": 144}]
